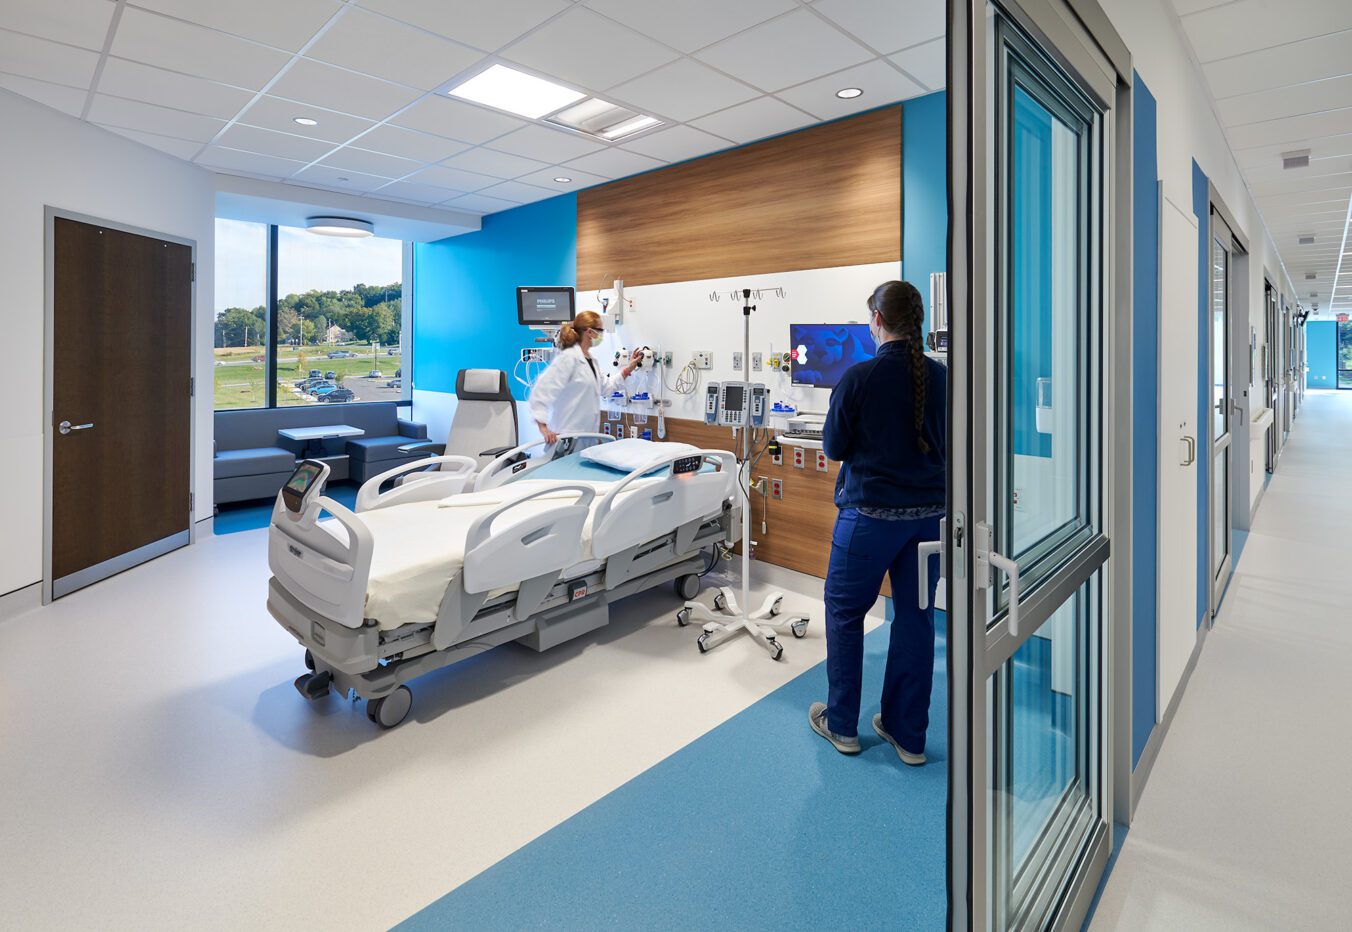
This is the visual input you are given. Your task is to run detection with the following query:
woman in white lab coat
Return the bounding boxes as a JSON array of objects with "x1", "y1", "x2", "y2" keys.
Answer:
[{"x1": 528, "y1": 310, "x2": 641, "y2": 446}]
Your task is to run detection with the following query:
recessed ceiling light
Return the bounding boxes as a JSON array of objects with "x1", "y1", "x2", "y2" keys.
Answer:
[
  {"x1": 307, "y1": 216, "x2": 373, "y2": 238},
  {"x1": 601, "y1": 115, "x2": 660, "y2": 140},
  {"x1": 293, "y1": 117, "x2": 318, "y2": 127},
  {"x1": 836, "y1": 87, "x2": 864, "y2": 99},
  {"x1": 447, "y1": 63, "x2": 584, "y2": 120},
  {"x1": 553, "y1": 176, "x2": 572, "y2": 183},
  {"x1": 548, "y1": 98, "x2": 662, "y2": 141}
]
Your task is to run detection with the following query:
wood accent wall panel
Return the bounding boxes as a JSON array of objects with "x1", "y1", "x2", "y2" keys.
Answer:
[{"x1": 577, "y1": 107, "x2": 902, "y2": 289}]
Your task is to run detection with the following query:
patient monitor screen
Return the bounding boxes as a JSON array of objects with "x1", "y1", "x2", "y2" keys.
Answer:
[
  {"x1": 790, "y1": 323, "x2": 877, "y2": 389},
  {"x1": 282, "y1": 461, "x2": 324, "y2": 513},
  {"x1": 517, "y1": 286, "x2": 575, "y2": 326}
]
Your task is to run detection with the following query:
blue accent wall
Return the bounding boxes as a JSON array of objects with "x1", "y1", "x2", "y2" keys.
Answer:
[
  {"x1": 902, "y1": 92, "x2": 948, "y2": 334},
  {"x1": 1131, "y1": 74, "x2": 1160, "y2": 768},
  {"x1": 1192, "y1": 161, "x2": 1209, "y2": 628},
  {"x1": 413, "y1": 194, "x2": 577, "y2": 399},
  {"x1": 1306, "y1": 320, "x2": 1336, "y2": 388}
]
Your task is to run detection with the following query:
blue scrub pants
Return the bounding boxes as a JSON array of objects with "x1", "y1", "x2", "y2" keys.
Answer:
[{"x1": 824, "y1": 507, "x2": 942, "y2": 751}]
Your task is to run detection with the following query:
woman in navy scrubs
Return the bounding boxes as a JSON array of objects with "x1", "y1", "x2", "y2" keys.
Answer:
[{"x1": 809, "y1": 280, "x2": 947, "y2": 766}]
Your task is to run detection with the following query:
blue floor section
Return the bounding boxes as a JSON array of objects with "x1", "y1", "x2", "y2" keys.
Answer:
[
  {"x1": 212, "y1": 482, "x2": 359, "y2": 535},
  {"x1": 399, "y1": 620, "x2": 950, "y2": 931}
]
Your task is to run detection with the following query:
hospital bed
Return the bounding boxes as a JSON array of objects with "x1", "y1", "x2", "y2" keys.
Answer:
[{"x1": 268, "y1": 434, "x2": 741, "y2": 727}]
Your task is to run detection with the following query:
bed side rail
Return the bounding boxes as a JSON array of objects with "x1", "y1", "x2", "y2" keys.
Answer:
[
  {"x1": 591, "y1": 449, "x2": 737, "y2": 559},
  {"x1": 355, "y1": 455, "x2": 478, "y2": 512},
  {"x1": 474, "y1": 432, "x2": 615, "y2": 490},
  {"x1": 461, "y1": 483, "x2": 597, "y2": 596},
  {"x1": 268, "y1": 494, "x2": 374, "y2": 630}
]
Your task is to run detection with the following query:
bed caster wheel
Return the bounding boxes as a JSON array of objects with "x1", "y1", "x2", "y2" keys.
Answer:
[
  {"x1": 675, "y1": 574, "x2": 701, "y2": 601},
  {"x1": 713, "y1": 593, "x2": 728, "y2": 611},
  {"x1": 791, "y1": 620, "x2": 808, "y2": 639},
  {"x1": 769, "y1": 597, "x2": 783, "y2": 617},
  {"x1": 676, "y1": 607, "x2": 692, "y2": 627},
  {"x1": 303, "y1": 649, "x2": 316, "y2": 672},
  {"x1": 368, "y1": 686, "x2": 412, "y2": 729},
  {"x1": 697, "y1": 633, "x2": 712, "y2": 654}
]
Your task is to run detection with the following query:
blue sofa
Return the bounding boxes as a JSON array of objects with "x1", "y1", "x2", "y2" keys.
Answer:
[{"x1": 214, "y1": 404, "x2": 428, "y2": 505}]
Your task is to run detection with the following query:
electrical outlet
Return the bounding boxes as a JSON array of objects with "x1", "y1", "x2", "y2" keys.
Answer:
[
  {"x1": 770, "y1": 478, "x2": 783, "y2": 500},
  {"x1": 792, "y1": 447, "x2": 805, "y2": 469},
  {"x1": 733, "y1": 351, "x2": 743, "y2": 371},
  {"x1": 601, "y1": 423, "x2": 611, "y2": 436},
  {"x1": 693, "y1": 351, "x2": 713, "y2": 369},
  {"x1": 629, "y1": 425, "x2": 638, "y2": 439},
  {"x1": 771, "y1": 448, "x2": 783, "y2": 466},
  {"x1": 1013, "y1": 488, "x2": 1025, "y2": 511},
  {"x1": 815, "y1": 450, "x2": 828, "y2": 472},
  {"x1": 752, "y1": 352, "x2": 763, "y2": 371}
]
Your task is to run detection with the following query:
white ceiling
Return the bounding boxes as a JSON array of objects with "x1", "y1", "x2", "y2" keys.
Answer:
[
  {"x1": 1172, "y1": 0, "x2": 1352, "y2": 315},
  {"x1": 0, "y1": 0, "x2": 944, "y2": 220}
]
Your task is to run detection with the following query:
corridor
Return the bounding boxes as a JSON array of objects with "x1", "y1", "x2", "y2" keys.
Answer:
[{"x1": 1090, "y1": 390, "x2": 1352, "y2": 930}]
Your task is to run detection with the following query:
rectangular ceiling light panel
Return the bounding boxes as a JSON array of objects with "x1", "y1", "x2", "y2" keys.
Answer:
[
  {"x1": 548, "y1": 97, "x2": 663, "y2": 141},
  {"x1": 447, "y1": 64, "x2": 584, "y2": 119}
]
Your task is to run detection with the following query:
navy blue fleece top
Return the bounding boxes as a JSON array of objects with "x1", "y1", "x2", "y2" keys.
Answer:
[{"x1": 822, "y1": 340, "x2": 946, "y2": 510}]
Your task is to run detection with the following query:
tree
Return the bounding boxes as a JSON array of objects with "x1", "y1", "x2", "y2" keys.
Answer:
[
  {"x1": 348, "y1": 304, "x2": 396, "y2": 344},
  {"x1": 214, "y1": 306, "x2": 266, "y2": 347}
]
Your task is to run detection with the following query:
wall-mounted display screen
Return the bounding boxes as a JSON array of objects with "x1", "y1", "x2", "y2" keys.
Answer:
[
  {"x1": 517, "y1": 286, "x2": 575, "y2": 326},
  {"x1": 789, "y1": 323, "x2": 876, "y2": 389}
]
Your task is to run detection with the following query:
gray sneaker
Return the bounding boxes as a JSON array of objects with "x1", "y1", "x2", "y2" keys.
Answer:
[
  {"x1": 809, "y1": 702, "x2": 861, "y2": 754},
  {"x1": 873, "y1": 714, "x2": 925, "y2": 766}
]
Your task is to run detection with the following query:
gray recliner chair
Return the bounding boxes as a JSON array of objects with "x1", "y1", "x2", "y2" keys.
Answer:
[{"x1": 399, "y1": 368, "x2": 519, "y2": 473}]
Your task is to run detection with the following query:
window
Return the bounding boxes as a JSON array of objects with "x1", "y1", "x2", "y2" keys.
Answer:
[{"x1": 213, "y1": 219, "x2": 409, "y2": 410}]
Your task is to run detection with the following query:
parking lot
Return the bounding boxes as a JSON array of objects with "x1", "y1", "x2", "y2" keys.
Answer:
[{"x1": 214, "y1": 345, "x2": 402, "y2": 408}]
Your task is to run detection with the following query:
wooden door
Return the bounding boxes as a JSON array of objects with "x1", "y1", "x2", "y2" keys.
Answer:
[{"x1": 51, "y1": 216, "x2": 193, "y2": 597}]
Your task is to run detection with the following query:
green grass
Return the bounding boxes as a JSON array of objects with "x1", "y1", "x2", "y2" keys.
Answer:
[{"x1": 213, "y1": 344, "x2": 402, "y2": 410}]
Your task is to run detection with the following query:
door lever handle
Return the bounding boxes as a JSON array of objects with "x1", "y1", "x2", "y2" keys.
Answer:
[
  {"x1": 917, "y1": 517, "x2": 947, "y2": 610},
  {"x1": 988, "y1": 549, "x2": 1022, "y2": 637},
  {"x1": 58, "y1": 420, "x2": 94, "y2": 434}
]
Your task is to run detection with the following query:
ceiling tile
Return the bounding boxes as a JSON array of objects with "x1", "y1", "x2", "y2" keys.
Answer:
[
  {"x1": 440, "y1": 146, "x2": 550, "y2": 179},
  {"x1": 354, "y1": 0, "x2": 569, "y2": 53},
  {"x1": 268, "y1": 59, "x2": 422, "y2": 121},
  {"x1": 890, "y1": 37, "x2": 945, "y2": 91},
  {"x1": 1172, "y1": 0, "x2": 1239, "y2": 14},
  {"x1": 607, "y1": 58, "x2": 759, "y2": 123},
  {"x1": 126, "y1": 0, "x2": 341, "y2": 51},
  {"x1": 1181, "y1": 0, "x2": 1352, "y2": 64},
  {"x1": 0, "y1": 30, "x2": 99, "y2": 88},
  {"x1": 477, "y1": 179, "x2": 559, "y2": 204},
  {"x1": 406, "y1": 164, "x2": 500, "y2": 192},
  {"x1": 1227, "y1": 107, "x2": 1352, "y2": 151},
  {"x1": 561, "y1": 146, "x2": 666, "y2": 179},
  {"x1": 695, "y1": 9, "x2": 874, "y2": 92},
  {"x1": 583, "y1": 0, "x2": 796, "y2": 55},
  {"x1": 444, "y1": 193, "x2": 521, "y2": 214},
  {"x1": 1238, "y1": 134, "x2": 1352, "y2": 172},
  {"x1": 391, "y1": 94, "x2": 526, "y2": 144},
  {"x1": 376, "y1": 180, "x2": 471, "y2": 204},
  {"x1": 501, "y1": 7, "x2": 679, "y2": 92},
  {"x1": 620, "y1": 124, "x2": 732, "y2": 163},
  {"x1": 319, "y1": 146, "x2": 423, "y2": 180},
  {"x1": 87, "y1": 94, "x2": 227, "y2": 142},
  {"x1": 516, "y1": 166, "x2": 610, "y2": 191},
  {"x1": 109, "y1": 7, "x2": 291, "y2": 89},
  {"x1": 98, "y1": 124, "x2": 205, "y2": 160},
  {"x1": 689, "y1": 95, "x2": 816, "y2": 144},
  {"x1": 236, "y1": 95, "x2": 374, "y2": 143},
  {"x1": 291, "y1": 164, "x2": 394, "y2": 192},
  {"x1": 1206, "y1": 31, "x2": 1352, "y2": 102},
  {"x1": 778, "y1": 59, "x2": 924, "y2": 120},
  {"x1": 0, "y1": 1, "x2": 115, "y2": 51},
  {"x1": 197, "y1": 146, "x2": 308, "y2": 177},
  {"x1": 305, "y1": 7, "x2": 485, "y2": 92},
  {"x1": 485, "y1": 124, "x2": 604, "y2": 162},
  {"x1": 347, "y1": 124, "x2": 471, "y2": 162},
  {"x1": 0, "y1": 74, "x2": 87, "y2": 117},
  {"x1": 812, "y1": 0, "x2": 945, "y2": 55},
  {"x1": 1217, "y1": 74, "x2": 1352, "y2": 128},
  {"x1": 99, "y1": 58, "x2": 254, "y2": 120},
  {"x1": 217, "y1": 123, "x2": 336, "y2": 162}
]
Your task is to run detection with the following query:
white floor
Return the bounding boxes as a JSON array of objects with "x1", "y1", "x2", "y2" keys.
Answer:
[
  {"x1": 0, "y1": 530, "x2": 872, "y2": 930},
  {"x1": 1090, "y1": 390, "x2": 1352, "y2": 931}
]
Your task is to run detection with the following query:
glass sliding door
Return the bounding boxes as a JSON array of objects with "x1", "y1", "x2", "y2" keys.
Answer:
[
  {"x1": 948, "y1": 0, "x2": 1128, "y2": 926},
  {"x1": 1210, "y1": 216, "x2": 1234, "y2": 605}
]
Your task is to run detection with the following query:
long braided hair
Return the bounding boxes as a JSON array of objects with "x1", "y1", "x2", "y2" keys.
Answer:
[{"x1": 868, "y1": 280, "x2": 932, "y2": 455}]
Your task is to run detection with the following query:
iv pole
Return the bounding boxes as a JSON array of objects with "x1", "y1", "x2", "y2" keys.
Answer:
[{"x1": 679, "y1": 289, "x2": 810, "y2": 659}]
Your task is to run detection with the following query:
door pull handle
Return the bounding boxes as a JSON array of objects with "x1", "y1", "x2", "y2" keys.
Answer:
[
  {"x1": 987, "y1": 550, "x2": 1022, "y2": 637},
  {"x1": 1181, "y1": 435, "x2": 1196, "y2": 466},
  {"x1": 917, "y1": 517, "x2": 947, "y2": 610},
  {"x1": 58, "y1": 420, "x2": 94, "y2": 435}
]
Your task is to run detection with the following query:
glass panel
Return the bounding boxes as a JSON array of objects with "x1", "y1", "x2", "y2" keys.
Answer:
[
  {"x1": 275, "y1": 225, "x2": 404, "y2": 407},
  {"x1": 1001, "y1": 73, "x2": 1095, "y2": 579},
  {"x1": 1212, "y1": 237, "x2": 1228, "y2": 439},
  {"x1": 1212, "y1": 446, "x2": 1229, "y2": 578},
  {"x1": 989, "y1": 575, "x2": 1100, "y2": 928},
  {"x1": 213, "y1": 219, "x2": 269, "y2": 410},
  {"x1": 1337, "y1": 321, "x2": 1352, "y2": 390}
]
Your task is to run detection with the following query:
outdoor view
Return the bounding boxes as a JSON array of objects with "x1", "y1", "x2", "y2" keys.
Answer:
[
  {"x1": 1338, "y1": 319, "x2": 1352, "y2": 390},
  {"x1": 213, "y1": 219, "x2": 405, "y2": 409}
]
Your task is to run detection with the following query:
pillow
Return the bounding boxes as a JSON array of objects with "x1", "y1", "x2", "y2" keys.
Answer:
[{"x1": 580, "y1": 438, "x2": 699, "y2": 473}]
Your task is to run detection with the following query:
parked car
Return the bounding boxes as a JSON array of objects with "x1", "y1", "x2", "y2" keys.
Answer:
[
  {"x1": 385, "y1": 378, "x2": 401, "y2": 389},
  {"x1": 295, "y1": 376, "x2": 327, "y2": 390},
  {"x1": 327, "y1": 350, "x2": 356, "y2": 359},
  {"x1": 320, "y1": 388, "x2": 355, "y2": 403},
  {"x1": 367, "y1": 370, "x2": 383, "y2": 378},
  {"x1": 324, "y1": 370, "x2": 337, "y2": 379},
  {"x1": 306, "y1": 381, "x2": 337, "y2": 395},
  {"x1": 395, "y1": 368, "x2": 401, "y2": 378},
  {"x1": 308, "y1": 369, "x2": 321, "y2": 379}
]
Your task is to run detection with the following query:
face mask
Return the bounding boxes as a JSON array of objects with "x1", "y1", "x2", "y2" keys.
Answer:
[{"x1": 868, "y1": 312, "x2": 882, "y2": 346}]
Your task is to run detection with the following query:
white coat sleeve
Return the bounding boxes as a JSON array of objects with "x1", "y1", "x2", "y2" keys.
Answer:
[
  {"x1": 599, "y1": 366, "x2": 630, "y2": 397},
  {"x1": 527, "y1": 354, "x2": 572, "y2": 427}
]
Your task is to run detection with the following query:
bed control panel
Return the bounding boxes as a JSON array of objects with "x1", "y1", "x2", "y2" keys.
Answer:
[
  {"x1": 672, "y1": 454, "x2": 703, "y2": 476},
  {"x1": 281, "y1": 460, "x2": 329, "y2": 515}
]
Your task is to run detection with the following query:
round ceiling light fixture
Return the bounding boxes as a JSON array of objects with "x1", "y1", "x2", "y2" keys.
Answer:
[
  {"x1": 836, "y1": 87, "x2": 864, "y2": 99},
  {"x1": 293, "y1": 116, "x2": 319, "y2": 126},
  {"x1": 553, "y1": 176, "x2": 572, "y2": 183},
  {"x1": 306, "y1": 216, "x2": 374, "y2": 238}
]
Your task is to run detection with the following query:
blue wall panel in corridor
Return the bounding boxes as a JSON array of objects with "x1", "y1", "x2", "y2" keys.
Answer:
[
  {"x1": 1306, "y1": 320, "x2": 1335, "y2": 388},
  {"x1": 1192, "y1": 161, "x2": 1209, "y2": 628}
]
